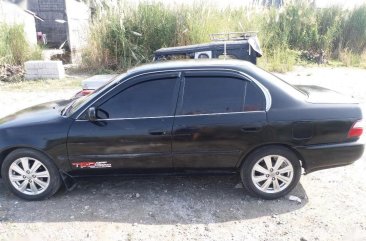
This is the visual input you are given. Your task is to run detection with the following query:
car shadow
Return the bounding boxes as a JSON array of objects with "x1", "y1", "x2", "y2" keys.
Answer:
[{"x1": 0, "y1": 175, "x2": 308, "y2": 224}]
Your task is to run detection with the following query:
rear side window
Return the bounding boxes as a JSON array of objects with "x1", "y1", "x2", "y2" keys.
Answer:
[
  {"x1": 181, "y1": 77, "x2": 245, "y2": 115},
  {"x1": 244, "y1": 82, "x2": 266, "y2": 111},
  {"x1": 98, "y1": 78, "x2": 177, "y2": 118},
  {"x1": 180, "y1": 76, "x2": 265, "y2": 115}
]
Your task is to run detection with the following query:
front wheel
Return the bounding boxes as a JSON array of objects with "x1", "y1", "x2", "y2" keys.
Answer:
[
  {"x1": 1, "y1": 149, "x2": 62, "y2": 201},
  {"x1": 240, "y1": 146, "x2": 302, "y2": 199}
]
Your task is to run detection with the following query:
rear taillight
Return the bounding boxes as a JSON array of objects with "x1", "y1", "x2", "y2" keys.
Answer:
[
  {"x1": 347, "y1": 120, "x2": 364, "y2": 139},
  {"x1": 80, "y1": 89, "x2": 94, "y2": 96}
]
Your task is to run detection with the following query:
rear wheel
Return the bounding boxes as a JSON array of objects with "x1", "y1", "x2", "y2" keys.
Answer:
[
  {"x1": 240, "y1": 146, "x2": 301, "y2": 199},
  {"x1": 1, "y1": 149, "x2": 62, "y2": 201}
]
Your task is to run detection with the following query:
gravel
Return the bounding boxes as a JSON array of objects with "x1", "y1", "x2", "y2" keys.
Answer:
[{"x1": 0, "y1": 66, "x2": 365, "y2": 241}]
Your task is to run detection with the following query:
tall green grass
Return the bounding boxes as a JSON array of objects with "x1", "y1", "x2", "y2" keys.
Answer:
[
  {"x1": 82, "y1": 2, "x2": 183, "y2": 71},
  {"x1": 82, "y1": 1, "x2": 366, "y2": 73},
  {"x1": 0, "y1": 23, "x2": 42, "y2": 66}
]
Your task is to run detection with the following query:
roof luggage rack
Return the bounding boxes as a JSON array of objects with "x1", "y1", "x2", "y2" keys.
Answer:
[{"x1": 210, "y1": 32, "x2": 258, "y2": 41}]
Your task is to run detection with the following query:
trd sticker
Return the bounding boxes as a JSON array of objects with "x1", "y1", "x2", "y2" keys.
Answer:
[{"x1": 72, "y1": 161, "x2": 112, "y2": 169}]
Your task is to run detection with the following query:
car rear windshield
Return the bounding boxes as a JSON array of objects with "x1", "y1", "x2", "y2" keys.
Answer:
[{"x1": 254, "y1": 67, "x2": 308, "y2": 100}]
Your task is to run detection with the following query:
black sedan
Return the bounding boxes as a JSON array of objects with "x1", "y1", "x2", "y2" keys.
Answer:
[{"x1": 0, "y1": 60, "x2": 364, "y2": 200}]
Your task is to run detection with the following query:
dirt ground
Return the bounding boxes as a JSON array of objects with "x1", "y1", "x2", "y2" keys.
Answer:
[{"x1": 0, "y1": 66, "x2": 365, "y2": 241}]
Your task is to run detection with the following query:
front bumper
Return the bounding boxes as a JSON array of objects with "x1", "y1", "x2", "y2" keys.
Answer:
[{"x1": 295, "y1": 140, "x2": 364, "y2": 174}]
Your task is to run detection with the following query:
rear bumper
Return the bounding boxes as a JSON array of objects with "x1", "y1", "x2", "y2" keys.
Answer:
[{"x1": 295, "y1": 140, "x2": 364, "y2": 174}]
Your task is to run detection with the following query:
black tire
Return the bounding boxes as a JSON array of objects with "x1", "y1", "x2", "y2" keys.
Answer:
[
  {"x1": 1, "y1": 148, "x2": 62, "y2": 201},
  {"x1": 240, "y1": 146, "x2": 301, "y2": 200}
]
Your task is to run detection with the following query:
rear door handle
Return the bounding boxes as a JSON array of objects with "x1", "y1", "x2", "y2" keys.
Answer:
[
  {"x1": 241, "y1": 127, "x2": 262, "y2": 132},
  {"x1": 174, "y1": 126, "x2": 200, "y2": 136},
  {"x1": 182, "y1": 127, "x2": 199, "y2": 132},
  {"x1": 149, "y1": 130, "x2": 168, "y2": 136}
]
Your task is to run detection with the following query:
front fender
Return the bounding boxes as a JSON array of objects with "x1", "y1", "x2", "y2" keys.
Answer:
[{"x1": 0, "y1": 118, "x2": 73, "y2": 172}]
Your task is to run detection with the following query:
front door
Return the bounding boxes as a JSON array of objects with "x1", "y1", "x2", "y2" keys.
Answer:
[
  {"x1": 67, "y1": 73, "x2": 180, "y2": 173},
  {"x1": 172, "y1": 72, "x2": 267, "y2": 169}
]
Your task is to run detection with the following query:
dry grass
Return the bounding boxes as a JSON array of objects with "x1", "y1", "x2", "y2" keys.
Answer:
[
  {"x1": 0, "y1": 76, "x2": 83, "y2": 91},
  {"x1": 339, "y1": 49, "x2": 366, "y2": 68}
]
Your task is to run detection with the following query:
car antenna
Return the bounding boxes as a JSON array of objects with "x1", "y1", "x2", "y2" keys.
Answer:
[{"x1": 223, "y1": 41, "x2": 227, "y2": 60}]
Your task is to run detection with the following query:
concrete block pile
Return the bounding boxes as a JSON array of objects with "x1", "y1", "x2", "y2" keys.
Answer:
[{"x1": 25, "y1": 60, "x2": 65, "y2": 80}]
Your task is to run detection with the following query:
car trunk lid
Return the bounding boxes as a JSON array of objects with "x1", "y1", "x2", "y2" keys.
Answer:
[{"x1": 295, "y1": 85, "x2": 358, "y2": 104}]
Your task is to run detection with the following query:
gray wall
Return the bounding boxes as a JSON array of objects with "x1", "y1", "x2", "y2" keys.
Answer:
[
  {"x1": 0, "y1": 1, "x2": 37, "y2": 45},
  {"x1": 28, "y1": 0, "x2": 68, "y2": 48},
  {"x1": 65, "y1": 0, "x2": 90, "y2": 63},
  {"x1": 6, "y1": 0, "x2": 91, "y2": 63}
]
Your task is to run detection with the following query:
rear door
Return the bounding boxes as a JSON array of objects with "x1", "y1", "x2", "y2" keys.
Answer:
[{"x1": 172, "y1": 71, "x2": 267, "y2": 168}]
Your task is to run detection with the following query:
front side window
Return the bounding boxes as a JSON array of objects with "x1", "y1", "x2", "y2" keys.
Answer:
[
  {"x1": 98, "y1": 78, "x2": 177, "y2": 119},
  {"x1": 181, "y1": 76, "x2": 245, "y2": 115},
  {"x1": 65, "y1": 74, "x2": 126, "y2": 116}
]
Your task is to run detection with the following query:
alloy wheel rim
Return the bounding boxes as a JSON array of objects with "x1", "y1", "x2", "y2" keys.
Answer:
[
  {"x1": 251, "y1": 155, "x2": 294, "y2": 194},
  {"x1": 8, "y1": 157, "x2": 50, "y2": 195}
]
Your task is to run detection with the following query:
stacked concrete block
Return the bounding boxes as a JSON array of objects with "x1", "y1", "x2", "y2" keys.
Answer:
[{"x1": 25, "y1": 61, "x2": 65, "y2": 80}]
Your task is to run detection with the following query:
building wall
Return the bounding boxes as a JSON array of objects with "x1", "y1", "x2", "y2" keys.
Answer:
[
  {"x1": 65, "y1": 0, "x2": 90, "y2": 64},
  {"x1": 27, "y1": 0, "x2": 68, "y2": 48},
  {"x1": 0, "y1": 1, "x2": 37, "y2": 45},
  {"x1": 4, "y1": 0, "x2": 91, "y2": 63}
]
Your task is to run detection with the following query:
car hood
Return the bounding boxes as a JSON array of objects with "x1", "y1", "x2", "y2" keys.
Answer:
[
  {"x1": 295, "y1": 85, "x2": 358, "y2": 104},
  {"x1": 0, "y1": 99, "x2": 72, "y2": 129}
]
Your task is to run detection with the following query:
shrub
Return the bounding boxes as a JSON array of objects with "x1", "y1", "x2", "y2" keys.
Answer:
[
  {"x1": 81, "y1": 1, "x2": 366, "y2": 73},
  {"x1": 341, "y1": 5, "x2": 366, "y2": 54},
  {"x1": 0, "y1": 23, "x2": 41, "y2": 66},
  {"x1": 82, "y1": 2, "x2": 180, "y2": 71}
]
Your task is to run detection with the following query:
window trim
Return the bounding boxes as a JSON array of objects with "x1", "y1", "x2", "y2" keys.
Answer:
[
  {"x1": 175, "y1": 110, "x2": 265, "y2": 118},
  {"x1": 75, "y1": 111, "x2": 267, "y2": 122},
  {"x1": 75, "y1": 115, "x2": 175, "y2": 122},
  {"x1": 181, "y1": 69, "x2": 271, "y2": 112},
  {"x1": 76, "y1": 72, "x2": 181, "y2": 120},
  {"x1": 74, "y1": 68, "x2": 271, "y2": 120},
  {"x1": 176, "y1": 71, "x2": 268, "y2": 117}
]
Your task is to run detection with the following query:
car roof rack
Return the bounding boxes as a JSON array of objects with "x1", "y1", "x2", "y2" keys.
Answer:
[{"x1": 210, "y1": 32, "x2": 258, "y2": 41}]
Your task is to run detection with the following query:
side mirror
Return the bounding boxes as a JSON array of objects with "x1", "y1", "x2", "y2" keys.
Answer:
[{"x1": 87, "y1": 107, "x2": 97, "y2": 121}]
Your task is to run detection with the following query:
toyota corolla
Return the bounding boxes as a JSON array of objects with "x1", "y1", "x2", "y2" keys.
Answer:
[{"x1": 0, "y1": 60, "x2": 364, "y2": 200}]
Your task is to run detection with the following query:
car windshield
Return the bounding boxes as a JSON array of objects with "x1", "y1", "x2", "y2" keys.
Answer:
[{"x1": 62, "y1": 73, "x2": 126, "y2": 117}]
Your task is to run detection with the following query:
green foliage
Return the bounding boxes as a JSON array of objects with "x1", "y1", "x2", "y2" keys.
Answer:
[
  {"x1": 82, "y1": 2, "x2": 181, "y2": 70},
  {"x1": 82, "y1": 1, "x2": 366, "y2": 73},
  {"x1": 342, "y1": 5, "x2": 366, "y2": 54},
  {"x1": 316, "y1": 6, "x2": 344, "y2": 56},
  {"x1": 258, "y1": 48, "x2": 297, "y2": 73},
  {"x1": 0, "y1": 23, "x2": 42, "y2": 66}
]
